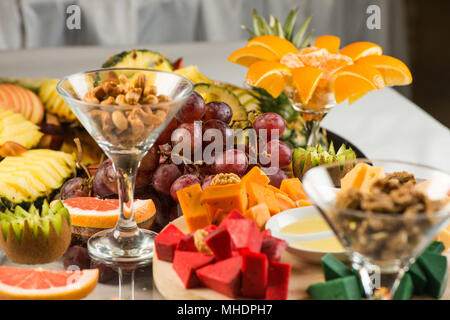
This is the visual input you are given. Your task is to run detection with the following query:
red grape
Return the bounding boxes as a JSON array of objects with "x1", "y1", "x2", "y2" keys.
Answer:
[
  {"x1": 259, "y1": 140, "x2": 292, "y2": 168},
  {"x1": 139, "y1": 145, "x2": 160, "y2": 172},
  {"x1": 253, "y1": 113, "x2": 286, "y2": 141},
  {"x1": 63, "y1": 245, "x2": 90, "y2": 270},
  {"x1": 152, "y1": 164, "x2": 182, "y2": 195},
  {"x1": 155, "y1": 117, "x2": 178, "y2": 145},
  {"x1": 211, "y1": 149, "x2": 248, "y2": 176},
  {"x1": 171, "y1": 122, "x2": 202, "y2": 152},
  {"x1": 202, "y1": 119, "x2": 233, "y2": 148},
  {"x1": 170, "y1": 174, "x2": 201, "y2": 201},
  {"x1": 261, "y1": 167, "x2": 288, "y2": 188},
  {"x1": 61, "y1": 177, "x2": 91, "y2": 199},
  {"x1": 135, "y1": 170, "x2": 153, "y2": 188},
  {"x1": 175, "y1": 92, "x2": 205, "y2": 123},
  {"x1": 201, "y1": 175, "x2": 214, "y2": 189},
  {"x1": 92, "y1": 160, "x2": 118, "y2": 197},
  {"x1": 204, "y1": 101, "x2": 233, "y2": 124}
]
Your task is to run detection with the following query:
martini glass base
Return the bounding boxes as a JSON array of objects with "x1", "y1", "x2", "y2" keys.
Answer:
[{"x1": 87, "y1": 228, "x2": 157, "y2": 268}]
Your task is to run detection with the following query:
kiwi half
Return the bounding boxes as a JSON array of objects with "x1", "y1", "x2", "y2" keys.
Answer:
[{"x1": 0, "y1": 200, "x2": 71, "y2": 264}]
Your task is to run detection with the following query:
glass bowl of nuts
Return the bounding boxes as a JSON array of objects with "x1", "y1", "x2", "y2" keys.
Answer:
[
  {"x1": 57, "y1": 68, "x2": 193, "y2": 267},
  {"x1": 302, "y1": 159, "x2": 450, "y2": 299}
]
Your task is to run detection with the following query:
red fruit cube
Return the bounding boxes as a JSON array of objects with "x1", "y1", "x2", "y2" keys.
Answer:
[
  {"x1": 205, "y1": 227, "x2": 232, "y2": 261},
  {"x1": 260, "y1": 234, "x2": 288, "y2": 262},
  {"x1": 196, "y1": 256, "x2": 242, "y2": 298},
  {"x1": 222, "y1": 219, "x2": 262, "y2": 253},
  {"x1": 265, "y1": 261, "x2": 291, "y2": 300},
  {"x1": 154, "y1": 224, "x2": 185, "y2": 262},
  {"x1": 203, "y1": 224, "x2": 217, "y2": 234},
  {"x1": 218, "y1": 209, "x2": 245, "y2": 228},
  {"x1": 177, "y1": 232, "x2": 197, "y2": 252},
  {"x1": 241, "y1": 251, "x2": 269, "y2": 298},
  {"x1": 172, "y1": 250, "x2": 215, "y2": 288}
]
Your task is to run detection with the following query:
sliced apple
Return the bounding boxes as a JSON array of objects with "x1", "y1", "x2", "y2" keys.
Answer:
[{"x1": 0, "y1": 84, "x2": 44, "y2": 124}]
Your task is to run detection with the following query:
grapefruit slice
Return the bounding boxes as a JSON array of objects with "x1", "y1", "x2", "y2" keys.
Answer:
[
  {"x1": 61, "y1": 197, "x2": 156, "y2": 229},
  {"x1": 0, "y1": 266, "x2": 98, "y2": 300}
]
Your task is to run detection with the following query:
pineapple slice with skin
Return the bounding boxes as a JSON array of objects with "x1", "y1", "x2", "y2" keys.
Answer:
[
  {"x1": 0, "y1": 161, "x2": 61, "y2": 189},
  {"x1": 20, "y1": 151, "x2": 76, "y2": 178},
  {"x1": 0, "y1": 109, "x2": 42, "y2": 149},
  {"x1": 0, "y1": 175, "x2": 41, "y2": 201},
  {"x1": 39, "y1": 79, "x2": 77, "y2": 123}
]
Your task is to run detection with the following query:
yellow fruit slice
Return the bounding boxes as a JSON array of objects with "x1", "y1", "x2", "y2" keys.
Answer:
[
  {"x1": 332, "y1": 64, "x2": 385, "y2": 103},
  {"x1": 291, "y1": 66, "x2": 324, "y2": 104},
  {"x1": 339, "y1": 41, "x2": 382, "y2": 61},
  {"x1": 246, "y1": 60, "x2": 290, "y2": 98},
  {"x1": 247, "y1": 35, "x2": 299, "y2": 58},
  {"x1": 0, "y1": 267, "x2": 98, "y2": 300},
  {"x1": 355, "y1": 55, "x2": 412, "y2": 86},
  {"x1": 228, "y1": 46, "x2": 279, "y2": 68},
  {"x1": 298, "y1": 47, "x2": 329, "y2": 67},
  {"x1": 314, "y1": 35, "x2": 341, "y2": 54}
]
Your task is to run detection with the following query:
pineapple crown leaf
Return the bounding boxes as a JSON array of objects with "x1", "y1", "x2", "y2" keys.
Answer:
[{"x1": 245, "y1": 7, "x2": 313, "y2": 49}]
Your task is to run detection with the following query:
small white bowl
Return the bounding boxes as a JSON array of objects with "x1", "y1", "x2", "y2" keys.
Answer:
[{"x1": 266, "y1": 206, "x2": 347, "y2": 264}]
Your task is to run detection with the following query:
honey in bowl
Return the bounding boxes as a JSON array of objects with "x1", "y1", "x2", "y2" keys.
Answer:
[
  {"x1": 293, "y1": 237, "x2": 344, "y2": 252},
  {"x1": 280, "y1": 216, "x2": 330, "y2": 235}
]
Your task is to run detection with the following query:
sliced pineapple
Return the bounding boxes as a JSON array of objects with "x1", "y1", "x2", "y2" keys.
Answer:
[
  {"x1": 0, "y1": 109, "x2": 43, "y2": 149},
  {"x1": 174, "y1": 65, "x2": 213, "y2": 84},
  {"x1": 0, "y1": 149, "x2": 76, "y2": 209},
  {"x1": 102, "y1": 49, "x2": 173, "y2": 71},
  {"x1": 39, "y1": 79, "x2": 77, "y2": 123}
]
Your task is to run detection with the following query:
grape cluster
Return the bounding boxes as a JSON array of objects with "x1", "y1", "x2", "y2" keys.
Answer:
[{"x1": 59, "y1": 93, "x2": 292, "y2": 226}]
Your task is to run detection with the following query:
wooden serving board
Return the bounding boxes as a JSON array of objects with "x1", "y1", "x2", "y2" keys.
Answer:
[{"x1": 152, "y1": 216, "x2": 450, "y2": 300}]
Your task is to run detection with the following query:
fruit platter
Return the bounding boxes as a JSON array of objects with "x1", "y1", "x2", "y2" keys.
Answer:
[{"x1": 0, "y1": 7, "x2": 449, "y2": 301}]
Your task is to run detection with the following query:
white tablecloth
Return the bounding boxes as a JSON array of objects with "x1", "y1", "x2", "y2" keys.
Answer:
[{"x1": 0, "y1": 41, "x2": 449, "y2": 172}]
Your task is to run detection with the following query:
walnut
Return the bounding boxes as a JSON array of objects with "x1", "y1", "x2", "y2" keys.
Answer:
[
  {"x1": 194, "y1": 229, "x2": 212, "y2": 254},
  {"x1": 210, "y1": 173, "x2": 241, "y2": 186}
]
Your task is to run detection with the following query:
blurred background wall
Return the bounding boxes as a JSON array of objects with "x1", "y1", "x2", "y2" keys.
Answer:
[{"x1": 0, "y1": 0, "x2": 448, "y2": 127}]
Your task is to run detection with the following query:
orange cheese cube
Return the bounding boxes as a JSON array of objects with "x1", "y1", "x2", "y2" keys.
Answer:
[
  {"x1": 266, "y1": 184, "x2": 289, "y2": 197},
  {"x1": 205, "y1": 204, "x2": 218, "y2": 222},
  {"x1": 296, "y1": 199, "x2": 312, "y2": 207},
  {"x1": 275, "y1": 192, "x2": 296, "y2": 212},
  {"x1": 245, "y1": 203, "x2": 271, "y2": 230},
  {"x1": 340, "y1": 163, "x2": 369, "y2": 190},
  {"x1": 241, "y1": 166, "x2": 270, "y2": 189},
  {"x1": 177, "y1": 184, "x2": 211, "y2": 232},
  {"x1": 436, "y1": 227, "x2": 450, "y2": 251},
  {"x1": 213, "y1": 208, "x2": 228, "y2": 225},
  {"x1": 247, "y1": 182, "x2": 280, "y2": 215},
  {"x1": 360, "y1": 166, "x2": 385, "y2": 193},
  {"x1": 280, "y1": 178, "x2": 308, "y2": 201},
  {"x1": 200, "y1": 183, "x2": 248, "y2": 214}
]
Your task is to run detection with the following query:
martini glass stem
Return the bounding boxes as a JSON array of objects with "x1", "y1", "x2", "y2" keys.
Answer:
[
  {"x1": 305, "y1": 119, "x2": 322, "y2": 146},
  {"x1": 110, "y1": 152, "x2": 141, "y2": 234}
]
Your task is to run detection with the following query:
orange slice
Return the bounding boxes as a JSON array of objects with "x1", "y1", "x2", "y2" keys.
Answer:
[
  {"x1": 314, "y1": 35, "x2": 341, "y2": 54},
  {"x1": 291, "y1": 66, "x2": 324, "y2": 104},
  {"x1": 339, "y1": 41, "x2": 382, "y2": 61},
  {"x1": 61, "y1": 197, "x2": 156, "y2": 229},
  {"x1": 332, "y1": 64, "x2": 385, "y2": 104},
  {"x1": 298, "y1": 47, "x2": 329, "y2": 67},
  {"x1": 0, "y1": 266, "x2": 98, "y2": 300},
  {"x1": 228, "y1": 46, "x2": 279, "y2": 68},
  {"x1": 246, "y1": 60, "x2": 290, "y2": 98},
  {"x1": 355, "y1": 55, "x2": 412, "y2": 86},
  {"x1": 319, "y1": 54, "x2": 353, "y2": 79},
  {"x1": 247, "y1": 35, "x2": 299, "y2": 58}
]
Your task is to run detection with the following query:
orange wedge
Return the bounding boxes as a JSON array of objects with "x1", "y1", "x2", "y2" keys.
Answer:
[
  {"x1": 246, "y1": 60, "x2": 290, "y2": 98},
  {"x1": 319, "y1": 54, "x2": 353, "y2": 78},
  {"x1": 340, "y1": 42, "x2": 382, "y2": 61},
  {"x1": 298, "y1": 47, "x2": 329, "y2": 67},
  {"x1": 314, "y1": 35, "x2": 341, "y2": 54},
  {"x1": 247, "y1": 35, "x2": 299, "y2": 58},
  {"x1": 332, "y1": 64, "x2": 385, "y2": 104},
  {"x1": 355, "y1": 55, "x2": 412, "y2": 86},
  {"x1": 0, "y1": 266, "x2": 98, "y2": 300},
  {"x1": 228, "y1": 46, "x2": 279, "y2": 68},
  {"x1": 291, "y1": 66, "x2": 324, "y2": 104}
]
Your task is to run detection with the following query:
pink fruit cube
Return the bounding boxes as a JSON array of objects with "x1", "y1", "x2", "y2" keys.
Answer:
[
  {"x1": 221, "y1": 218, "x2": 262, "y2": 253},
  {"x1": 172, "y1": 250, "x2": 215, "y2": 288},
  {"x1": 154, "y1": 224, "x2": 185, "y2": 262},
  {"x1": 265, "y1": 261, "x2": 291, "y2": 300},
  {"x1": 241, "y1": 251, "x2": 269, "y2": 298},
  {"x1": 177, "y1": 232, "x2": 197, "y2": 252},
  {"x1": 205, "y1": 227, "x2": 233, "y2": 261}
]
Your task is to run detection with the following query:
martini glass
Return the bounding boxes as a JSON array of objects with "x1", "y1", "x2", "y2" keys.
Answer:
[
  {"x1": 302, "y1": 159, "x2": 450, "y2": 299},
  {"x1": 57, "y1": 68, "x2": 193, "y2": 267}
]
